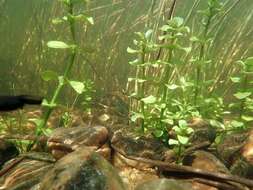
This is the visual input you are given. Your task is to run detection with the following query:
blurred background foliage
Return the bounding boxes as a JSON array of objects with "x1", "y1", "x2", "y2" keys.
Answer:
[{"x1": 0, "y1": 0, "x2": 252, "y2": 105}]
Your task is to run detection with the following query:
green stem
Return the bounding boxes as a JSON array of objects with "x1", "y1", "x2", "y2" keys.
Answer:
[
  {"x1": 159, "y1": 37, "x2": 175, "y2": 123},
  {"x1": 194, "y1": 7, "x2": 213, "y2": 106},
  {"x1": 239, "y1": 75, "x2": 248, "y2": 119},
  {"x1": 140, "y1": 45, "x2": 145, "y2": 132}
]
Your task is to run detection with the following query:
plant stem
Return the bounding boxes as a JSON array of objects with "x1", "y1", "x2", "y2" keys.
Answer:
[
  {"x1": 239, "y1": 75, "x2": 248, "y2": 119},
  {"x1": 140, "y1": 45, "x2": 146, "y2": 132},
  {"x1": 156, "y1": 0, "x2": 177, "y2": 60},
  {"x1": 159, "y1": 37, "x2": 175, "y2": 123},
  {"x1": 194, "y1": 6, "x2": 213, "y2": 106}
]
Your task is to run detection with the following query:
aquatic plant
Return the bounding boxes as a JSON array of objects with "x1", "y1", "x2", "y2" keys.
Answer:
[
  {"x1": 126, "y1": 0, "x2": 253, "y2": 161},
  {"x1": 230, "y1": 57, "x2": 253, "y2": 121},
  {"x1": 36, "y1": 0, "x2": 94, "y2": 136},
  {"x1": 169, "y1": 120, "x2": 193, "y2": 163},
  {"x1": 127, "y1": 29, "x2": 158, "y2": 132},
  {"x1": 225, "y1": 57, "x2": 253, "y2": 130},
  {"x1": 191, "y1": 0, "x2": 224, "y2": 106},
  {"x1": 127, "y1": 17, "x2": 192, "y2": 148}
]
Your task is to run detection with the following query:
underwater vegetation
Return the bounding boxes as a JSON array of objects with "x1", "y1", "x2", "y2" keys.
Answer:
[
  {"x1": 126, "y1": 0, "x2": 253, "y2": 160},
  {"x1": 0, "y1": 0, "x2": 252, "y2": 161}
]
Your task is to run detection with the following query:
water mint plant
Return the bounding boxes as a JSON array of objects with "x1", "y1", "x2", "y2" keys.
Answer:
[{"x1": 127, "y1": 17, "x2": 192, "y2": 141}]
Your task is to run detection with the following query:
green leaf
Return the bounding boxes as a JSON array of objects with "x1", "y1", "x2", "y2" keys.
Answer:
[
  {"x1": 166, "y1": 84, "x2": 179, "y2": 90},
  {"x1": 177, "y1": 135, "x2": 189, "y2": 145},
  {"x1": 52, "y1": 18, "x2": 63, "y2": 24},
  {"x1": 127, "y1": 47, "x2": 139, "y2": 54},
  {"x1": 42, "y1": 128, "x2": 53, "y2": 136},
  {"x1": 230, "y1": 120, "x2": 244, "y2": 128},
  {"x1": 245, "y1": 57, "x2": 253, "y2": 66},
  {"x1": 236, "y1": 60, "x2": 245, "y2": 68},
  {"x1": 168, "y1": 17, "x2": 184, "y2": 27},
  {"x1": 160, "y1": 25, "x2": 171, "y2": 32},
  {"x1": 161, "y1": 118, "x2": 174, "y2": 125},
  {"x1": 168, "y1": 139, "x2": 179, "y2": 145},
  {"x1": 129, "y1": 59, "x2": 141, "y2": 66},
  {"x1": 47, "y1": 41, "x2": 70, "y2": 49},
  {"x1": 210, "y1": 119, "x2": 225, "y2": 129},
  {"x1": 234, "y1": 92, "x2": 252, "y2": 100},
  {"x1": 181, "y1": 47, "x2": 192, "y2": 54},
  {"x1": 178, "y1": 120, "x2": 187, "y2": 128},
  {"x1": 83, "y1": 16, "x2": 94, "y2": 25},
  {"x1": 186, "y1": 127, "x2": 194, "y2": 134},
  {"x1": 62, "y1": 16, "x2": 68, "y2": 21},
  {"x1": 153, "y1": 130, "x2": 164, "y2": 138},
  {"x1": 130, "y1": 113, "x2": 144, "y2": 122},
  {"x1": 180, "y1": 26, "x2": 190, "y2": 33},
  {"x1": 172, "y1": 126, "x2": 181, "y2": 133},
  {"x1": 135, "y1": 31, "x2": 144, "y2": 38},
  {"x1": 41, "y1": 70, "x2": 58, "y2": 81},
  {"x1": 190, "y1": 36, "x2": 202, "y2": 43},
  {"x1": 245, "y1": 57, "x2": 253, "y2": 72},
  {"x1": 230, "y1": 77, "x2": 240, "y2": 83},
  {"x1": 145, "y1": 29, "x2": 153, "y2": 39},
  {"x1": 174, "y1": 17, "x2": 184, "y2": 26},
  {"x1": 69, "y1": 80, "x2": 85, "y2": 94},
  {"x1": 71, "y1": 14, "x2": 94, "y2": 25},
  {"x1": 230, "y1": 120, "x2": 244, "y2": 129},
  {"x1": 141, "y1": 95, "x2": 156, "y2": 104},
  {"x1": 241, "y1": 115, "x2": 253, "y2": 122}
]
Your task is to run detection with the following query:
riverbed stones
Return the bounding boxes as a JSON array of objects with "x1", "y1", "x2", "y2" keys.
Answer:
[
  {"x1": 0, "y1": 152, "x2": 55, "y2": 190},
  {"x1": 47, "y1": 125, "x2": 109, "y2": 160},
  {"x1": 39, "y1": 148, "x2": 126, "y2": 190}
]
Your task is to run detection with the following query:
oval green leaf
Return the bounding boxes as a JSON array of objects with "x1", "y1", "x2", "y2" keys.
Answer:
[
  {"x1": 178, "y1": 135, "x2": 189, "y2": 145},
  {"x1": 69, "y1": 80, "x2": 85, "y2": 94},
  {"x1": 153, "y1": 130, "x2": 164, "y2": 138},
  {"x1": 234, "y1": 92, "x2": 252, "y2": 100},
  {"x1": 47, "y1": 41, "x2": 70, "y2": 49},
  {"x1": 168, "y1": 139, "x2": 179, "y2": 145},
  {"x1": 141, "y1": 95, "x2": 156, "y2": 104}
]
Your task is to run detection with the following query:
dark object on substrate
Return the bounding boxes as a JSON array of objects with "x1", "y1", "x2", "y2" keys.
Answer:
[
  {"x1": 0, "y1": 139, "x2": 19, "y2": 169},
  {"x1": 0, "y1": 95, "x2": 43, "y2": 111}
]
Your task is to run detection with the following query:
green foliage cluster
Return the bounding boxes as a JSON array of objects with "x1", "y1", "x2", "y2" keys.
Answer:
[{"x1": 127, "y1": 0, "x2": 253, "y2": 159}]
